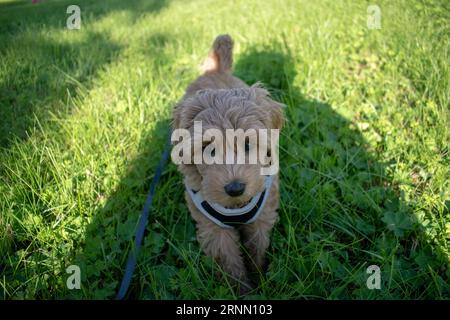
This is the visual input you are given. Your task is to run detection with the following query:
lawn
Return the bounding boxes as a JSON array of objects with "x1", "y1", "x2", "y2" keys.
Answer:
[{"x1": 0, "y1": 0, "x2": 448, "y2": 299}]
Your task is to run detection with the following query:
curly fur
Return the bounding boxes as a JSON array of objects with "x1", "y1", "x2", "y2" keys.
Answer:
[{"x1": 172, "y1": 34, "x2": 284, "y2": 292}]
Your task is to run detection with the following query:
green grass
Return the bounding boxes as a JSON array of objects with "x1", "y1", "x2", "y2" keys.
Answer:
[{"x1": 0, "y1": 0, "x2": 448, "y2": 299}]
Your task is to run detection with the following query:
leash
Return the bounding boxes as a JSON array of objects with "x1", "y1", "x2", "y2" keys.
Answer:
[{"x1": 116, "y1": 134, "x2": 171, "y2": 300}]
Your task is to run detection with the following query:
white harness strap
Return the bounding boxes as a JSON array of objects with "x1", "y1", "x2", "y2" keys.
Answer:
[{"x1": 186, "y1": 175, "x2": 274, "y2": 229}]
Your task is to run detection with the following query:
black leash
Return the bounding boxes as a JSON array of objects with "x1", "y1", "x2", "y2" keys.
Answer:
[{"x1": 116, "y1": 134, "x2": 171, "y2": 300}]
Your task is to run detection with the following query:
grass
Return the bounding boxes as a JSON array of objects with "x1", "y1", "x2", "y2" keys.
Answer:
[{"x1": 0, "y1": 0, "x2": 448, "y2": 299}]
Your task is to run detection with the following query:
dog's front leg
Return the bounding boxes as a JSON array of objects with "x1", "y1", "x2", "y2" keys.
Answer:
[
  {"x1": 241, "y1": 209, "x2": 277, "y2": 273},
  {"x1": 188, "y1": 203, "x2": 249, "y2": 290},
  {"x1": 197, "y1": 221, "x2": 247, "y2": 280}
]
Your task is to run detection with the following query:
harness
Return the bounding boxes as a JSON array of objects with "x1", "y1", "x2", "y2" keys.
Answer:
[{"x1": 186, "y1": 175, "x2": 273, "y2": 228}]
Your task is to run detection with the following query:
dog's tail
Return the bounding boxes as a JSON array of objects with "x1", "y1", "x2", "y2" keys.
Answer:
[{"x1": 201, "y1": 34, "x2": 234, "y2": 73}]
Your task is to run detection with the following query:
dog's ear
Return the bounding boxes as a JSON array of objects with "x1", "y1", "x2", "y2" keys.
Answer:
[
  {"x1": 252, "y1": 85, "x2": 285, "y2": 129},
  {"x1": 172, "y1": 98, "x2": 204, "y2": 191},
  {"x1": 172, "y1": 98, "x2": 204, "y2": 130},
  {"x1": 266, "y1": 98, "x2": 284, "y2": 130}
]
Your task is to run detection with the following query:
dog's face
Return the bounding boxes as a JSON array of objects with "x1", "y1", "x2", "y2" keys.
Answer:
[{"x1": 173, "y1": 86, "x2": 283, "y2": 208}]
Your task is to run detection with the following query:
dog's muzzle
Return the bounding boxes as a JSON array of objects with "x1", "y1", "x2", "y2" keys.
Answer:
[{"x1": 186, "y1": 175, "x2": 274, "y2": 229}]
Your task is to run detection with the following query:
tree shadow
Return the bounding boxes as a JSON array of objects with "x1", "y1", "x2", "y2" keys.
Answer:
[
  {"x1": 0, "y1": 0, "x2": 170, "y2": 148},
  {"x1": 233, "y1": 44, "x2": 449, "y2": 299}
]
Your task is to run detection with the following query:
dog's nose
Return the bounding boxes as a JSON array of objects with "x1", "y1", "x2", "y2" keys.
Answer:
[{"x1": 224, "y1": 181, "x2": 246, "y2": 197}]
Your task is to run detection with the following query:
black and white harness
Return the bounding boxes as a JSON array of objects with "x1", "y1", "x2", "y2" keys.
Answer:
[{"x1": 186, "y1": 175, "x2": 274, "y2": 229}]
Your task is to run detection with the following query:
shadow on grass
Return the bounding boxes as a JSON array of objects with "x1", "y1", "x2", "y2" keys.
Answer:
[
  {"x1": 0, "y1": 0, "x2": 169, "y2": 37},
  {"x1": 0, "y1": 0, "x2": 175, "y2": 299},
  {"x1": 0, "y1": 0, "x2": 169, "y2": 148},
  {"x1": 72, "y1": 117, "x2": 180, "y2": 299},
  {"x1": 73, "y1": 42, "x2": 448, "y2": 299},
  {"x1": 234, "y1": 45, "x2": 449, "y2": 298},
  {"x1": 70, "y1": 32, "x2": 190, "y2": 299}
]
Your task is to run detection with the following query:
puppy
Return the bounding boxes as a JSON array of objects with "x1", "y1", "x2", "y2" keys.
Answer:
[{"x1": 172, "y1": 35, "x2": 283, "y2": 292}]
